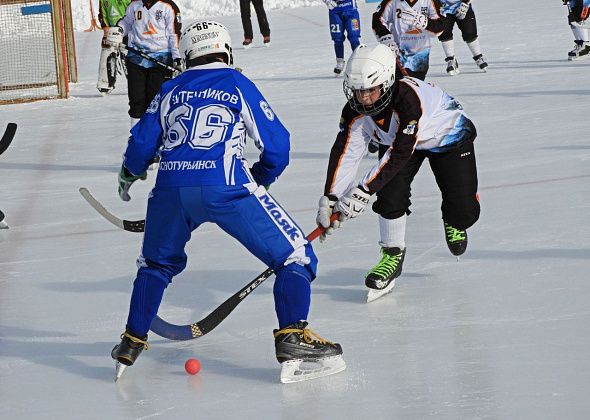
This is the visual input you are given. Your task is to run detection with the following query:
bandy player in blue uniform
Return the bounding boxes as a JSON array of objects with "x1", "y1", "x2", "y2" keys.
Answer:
[
  {"x1": 322, "y1": 0, "x2": 362, "y2": 74},
  {"x1": 110, "y1": 20, "x2": 345, "y2": 383}
]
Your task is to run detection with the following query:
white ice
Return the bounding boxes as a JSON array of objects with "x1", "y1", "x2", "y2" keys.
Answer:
[{"x1": 1, "y1": 0, "x2": 589, "y2": 419}]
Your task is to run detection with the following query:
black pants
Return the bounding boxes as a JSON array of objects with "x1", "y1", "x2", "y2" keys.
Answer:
[
  {"x1": 438, "y1": 7, "x2": 478, "y2": 44},
  {"x1": 373, "y1": 133, "x2": 480, "y2": 231},
  {"x1": 240, "y1": 0, "x2": 270, "y2": 39},
  {"x1": 126, "y1": 61, "x2": 171, "y2": 118}
]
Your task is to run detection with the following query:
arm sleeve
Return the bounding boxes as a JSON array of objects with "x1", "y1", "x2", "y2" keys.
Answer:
[
  {"x1": 324, "y1": 106, "x2": 371, "y2": 198},
  {"x1": 360, "y1": 83, "x2": 422, "y2": 194},
  {"x1": 372, "y1": 0, "x2": 396, "y2": 38},
  {"x1": 237, "y1": 77, "x2": 290, "y2": 188},
  {"x1": 162, "y1": 0, "x2": 182, "y2": 59},
  {"x1": 117, "y1": 4, "x2": 134, "y2": 36},
  {"x1": 425, "y1": 0, "x2": 445, "y2": 35},
  {"x1": 123, "y1": 95, "x2": 163, "y2": 175}
]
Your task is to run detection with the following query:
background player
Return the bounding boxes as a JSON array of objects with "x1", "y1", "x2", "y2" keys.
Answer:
[
  {"x1": 564, "y1": 0, "x2": 590, "y2": 59},
  {"x1": 322, "y1": 0, "x2": 362, "y2": 75},
  {"x1": 438, "y1": 0, "x2": 488, "y2": 75},
  {"x1": 372, "y1": 0, "x2": 444, "y2": 80}
]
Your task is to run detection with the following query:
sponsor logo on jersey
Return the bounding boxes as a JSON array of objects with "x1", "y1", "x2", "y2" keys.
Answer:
[
  {"x1": 259, "y1": 101, "x2": 275, "y2": 121},
  {"x1": 258, "y1": 194, "x2": 301, "y2": 241},
  {"x1": 352, "y1": 19, "x2": 359, "y2": 30},
  {"x1": 158, "y1": 160, "x2": 217, "y2": 170},
  {"x1": 143, "y1": 21, "x2": 158, "y2": 35},
  {"x1": 155, "y1": 10, "x2": 162, "y2": 21},
  {"x1": 402, "y1": 120, "x2": 417, "y2": 135}
]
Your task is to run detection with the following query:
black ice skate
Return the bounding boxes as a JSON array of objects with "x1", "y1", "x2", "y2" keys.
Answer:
[
  {"x1": 445, "y1": 56, "x2": 460, "y2": 76},
  {"x1": 273, "y1": 321, "x2": 346, "y2": 383},
  {"x1": 444, "y1": 222, "x2": 468, "y2": 258},
  {"x1": 365, "y1": 247, "x2": 406, "y2": 302},
  {"x1": 568, "y1": 41, "x2": 590, "y2": 60},
  {"x1": 111, "y1": 330, "x2": 149, "y2": 381},
  {"x1": 473, "y1": 54, "x2": 488, "y2": 71}
]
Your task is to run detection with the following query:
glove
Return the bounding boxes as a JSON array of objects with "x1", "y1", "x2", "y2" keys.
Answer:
[
  {"x1": 316, "y1": 196, "x2": 341, "y2": 242},
  {"x1": 455, "y1": 2, "x2": 470, "y2": 20},
  {"x1": 322, "y1": 0, "x2": 337, "y2": 10},
  {"x1": 118, "y1": 165, "x2": 147, "y2": 202},
  {"x1": 401, "y1": 9, "x2": 428, "y2": 30},
  {"x1": 378, "y1": 34, "x2": 400, "y2": 56},
  {"x1": 106, "y1": 26, "x2": 124, "y2": 48},
  {"x1": 173, "y1": 58, "x2": 185, "y2": 73},
  {"x1": 334, "y1": 186, "x2": 371, "y2": 222}
]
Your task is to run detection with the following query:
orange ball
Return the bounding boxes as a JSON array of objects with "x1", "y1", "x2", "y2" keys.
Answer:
[{"x1": 185, "y1": 358, "x2": 201, "y2": 375}]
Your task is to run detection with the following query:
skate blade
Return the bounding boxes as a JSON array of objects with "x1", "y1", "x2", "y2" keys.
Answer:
[
  {"x1": 0, "y1": 221, "x2": 8, "y2": 229},
  {"x1": 279, "y1": 355, "x2": 346, "y2": 384},
  {"x1": 366, "y1": 279, "x2": 396, "y2": 303},
  {"x1": 114, "y1": 362, "x2": 127, "y2": 382}
]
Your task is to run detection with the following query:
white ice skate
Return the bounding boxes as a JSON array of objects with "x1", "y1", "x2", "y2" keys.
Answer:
[
  {"x1": 279, "y1": 355, "x2": 346, "y2": 383},
  {"x1": 366, "y1": 279, "x2": 396, "y2": 303}
]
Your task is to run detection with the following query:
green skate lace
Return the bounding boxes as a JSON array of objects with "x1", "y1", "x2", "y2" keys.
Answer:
[
  {"x1": 368, "y1": 249, "x2": 403, "y2": 279},
  {"x1": 445, "y1": 224, "x2": 466, "y2": 243}
]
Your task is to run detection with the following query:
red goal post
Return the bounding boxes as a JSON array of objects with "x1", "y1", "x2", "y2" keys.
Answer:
[{"x1": 0, "y1": 0, "x2": 77, "y2": 104}]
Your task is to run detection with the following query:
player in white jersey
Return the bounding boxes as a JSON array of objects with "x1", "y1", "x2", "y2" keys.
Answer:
[
  {"x1": 564, "y1": 0, "x2": 590, "y2": 59},
  {"x1": 316, "y1": 44, "x2": 480, "y2": 302},
  {"x1": 107, "y1": 0, "x2": 182, "y2": 127},
  {"x1": 372, "y1": 0, "x2": 444, "y2": 80},
  {"x1": 438, "y1": 0, "x2": 488, "y2": 75}
]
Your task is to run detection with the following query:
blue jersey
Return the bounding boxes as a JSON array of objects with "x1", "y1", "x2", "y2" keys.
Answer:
[
  {"x1": 124, "y1": 62, "x2": 290, "y2": 189},
  {"x1": 332, "y1": 0, "x2": 358, "y2": 12}
]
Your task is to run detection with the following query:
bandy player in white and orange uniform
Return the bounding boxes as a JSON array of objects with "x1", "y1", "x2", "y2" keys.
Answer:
[
  {"x1": 316, "y1": 45, "x2": 480, "y2": 301},
  {"x1": 372, "y1": 0, "x2": 444, "y2": 80}
]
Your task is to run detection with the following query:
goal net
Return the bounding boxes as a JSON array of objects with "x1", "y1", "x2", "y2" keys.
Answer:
[{"x1": 0, "y1": 0, "x2": 77, "y2": 104}]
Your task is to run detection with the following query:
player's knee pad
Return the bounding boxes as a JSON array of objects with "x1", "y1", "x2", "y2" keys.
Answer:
[{"x1": 276, "y1": 244, "x2": 317, "y2": 282}]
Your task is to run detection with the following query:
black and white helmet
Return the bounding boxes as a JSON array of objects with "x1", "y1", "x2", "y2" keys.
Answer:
[
  {"x1": 343, "y1": 44, "x2": 397, "y2": 116},
  {"x1": 179, "y1": 20, "x2": 233, "y2": 66}
]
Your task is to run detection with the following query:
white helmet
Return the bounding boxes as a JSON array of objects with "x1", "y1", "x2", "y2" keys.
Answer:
[
  {"x1": 179, "y1": 20, "x2": 233, "y2": 66},
  {"x1": 343, "y1": 44, "x2": 397, "y2": 116}
]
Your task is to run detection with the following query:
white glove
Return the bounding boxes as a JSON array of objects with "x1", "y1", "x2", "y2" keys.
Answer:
[
  {"x1": 316, "y1": 196, "x2": 340, "y2": 242},
  {"x1": 106, "y1": 26, "x2": 124, "y2": 48},
  {"x1": 334, "y1": 186, "x2": 371, "y2": 222},
  {"x1": 378, "y1": 34, "x2": 400, "y2": 56},
  {"x1": 322, "y1": 0, "x2": 337, "y2": 10},
  {"x1": 455, "y1": 2, "x2": 470, "y2": 20},
  {"x1": 401, "y1": 9, "x2": 428, "y2": 30}
]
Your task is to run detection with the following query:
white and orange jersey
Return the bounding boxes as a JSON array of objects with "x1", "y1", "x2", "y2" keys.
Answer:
[
  {"x1": 372, "y1": 0, "x2": 443, "y2": 56},
  {"x1": 323, "y1": 77, "x2": 476, "y2": 197},
  {"x1": 118, "y1": 0, "x2": 181, "y2": 60}
]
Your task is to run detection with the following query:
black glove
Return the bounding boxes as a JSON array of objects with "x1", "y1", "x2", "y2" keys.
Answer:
[
  {"x1": 118, "y1": 165, "x2": 147, "y2": 201},
  {"x1": 173, "y1": 58, "x2": 185, "y2": 73}
]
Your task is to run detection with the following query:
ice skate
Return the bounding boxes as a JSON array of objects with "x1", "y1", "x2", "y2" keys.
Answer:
[
  {"x1": 274, "y1": 321, "x2": 345, "y2": 383},
  {"x1": 444, "y1": 222, "x2": 468, "y2": 258},
  {"x1": 473, "y1": 54, "x2": 488, "y2": 71},
  {"x1": 333, "y1": 58, "x2": 345, "y2": 75},
  {"x1": 242, "y1": 38, "x2": 253, "y2": 49},
  {"x1": 365, "y1": 247, "x2": 405, "y2": 303},
  {"x1": 111, "y1": 330, "x2": 149, "y2": 381},
  {"x1": 568, "y1": 42, "x2": 590, "y2": 60},
  {"x1": 445, "y1": 56, "x2": 460, "y2": 76},
  {"x1": 263, "y1": 36, "x2": 271, "y2": 48},
  {"x1": 0, "y1": 210, "x2": 8, "y2": 229}
]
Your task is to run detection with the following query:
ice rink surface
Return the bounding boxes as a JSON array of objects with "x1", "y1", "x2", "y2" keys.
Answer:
[{"x1": 1, "y1": 1, "x2": 589, "y2": 418}]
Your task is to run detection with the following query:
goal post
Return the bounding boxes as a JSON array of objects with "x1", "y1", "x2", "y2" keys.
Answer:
[{"x1": 0, "y1": 0, "x2": 77, "y2": 104}]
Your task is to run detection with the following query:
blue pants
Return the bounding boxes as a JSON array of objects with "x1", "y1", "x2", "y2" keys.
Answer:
[
  {"x1": 126, "y1": 184, "x2": 318, "y2": 336},
  {"x1": 329, "y1": 9, "x2": 361, "y2": 59}
]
